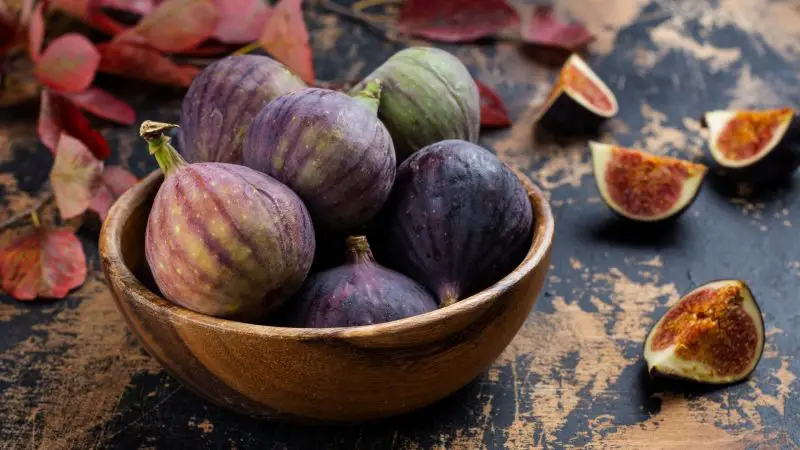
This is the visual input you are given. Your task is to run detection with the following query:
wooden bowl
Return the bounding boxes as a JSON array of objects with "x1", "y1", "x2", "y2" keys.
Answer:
[{"x1": 100, "y1": 169, "x2": 555, "y2": 423}]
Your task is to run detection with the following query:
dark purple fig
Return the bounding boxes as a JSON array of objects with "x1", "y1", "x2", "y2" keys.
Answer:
[
  {"x1": 286, "y1": 236, "x2": 437, "y2": 328},
  {"x1": 374, "y1": 140, "x2": 533, "y2": 307},
  {"x1": 537, "y1": 54, "x2": 618, "y2": 135},
  {"x1": 644, "y1": 279, "x2": 765, "y2": 384},
  {"x1": 243, "y1": 83, "x2": 395, "y2": 231},
  {"x1": 590, "y1": 142, "x2": 707, "y2": 222},
  {"x1": 178, "y1": 55, "x2": 306, "y2": 164},
  {"x1": 141, "y1": 121, "x2": 315, "y2": 321},
  {"x1": 703, "y1": 108, "x2": 800, "y2": 182},
  {"x1": 350, "y1": 47, "x2": 480, "y2": 163}
]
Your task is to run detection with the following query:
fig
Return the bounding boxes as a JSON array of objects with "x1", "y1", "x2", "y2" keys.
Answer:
[
  {"x1": 537, "y1": 54, "x2": 618, "y2": 135},
  {"x1": 350, "y1": 47, "x2": 479, "y2": 162},
  {"x1": 285, "y1": 236, "x2": 437, "y2": 328},
  {"x1": 590, "y1": 142, "x2": 707, "y2": 222},
  {"x1": 178, "y1": 55, "x2": 306, "y2": 164},
  {"x1": 243, "y1": 82, "x2": 395, "y2": 231},
  {"x1": 374, "y1": 140, "x2": 533, "y2": 307},
  {"x1": 644, "y1": 280, "x2": 765, "y2": 384},
  {"x1": 702, "y1": 107, "x2": 800, "y2": 181},
  {"x1": 141, "y1": 121, "x2": 315, "y2": 321}
]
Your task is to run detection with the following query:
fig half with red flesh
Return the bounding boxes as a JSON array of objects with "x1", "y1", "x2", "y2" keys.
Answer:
[
  {"x1": 537, "y1": 54, "x2": 618, "y2": 135},
  {"x1": 644, "y1": 280, "x2": 765, "y2": 384},
  {"x1": 590, "y1": 142, "x2": 707, "y2": 222},
  {"x1": 704, "y1": 108, "x2": 800, "y2": 181}
]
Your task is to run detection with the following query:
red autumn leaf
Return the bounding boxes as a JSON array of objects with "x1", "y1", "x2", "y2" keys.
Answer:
[
  {"x1": 178, "y1": 42, "x2": 237, "y2": 57},
  {"x1": 35, "y1": 34, "x2": 101, "y2": 93},
  {"x1": 396, "y1": 0, "x2": 520, "y2": 43},
  {"x1": 98, "y1": 0, "x2": 155, "y2": 15},
  {"x1": 50, "y1": 133, "x2": 105, "y2": 220},
  {"x1": 259, "y1": 0, "x2": 313, "y2": 84},
  {"x1": 27, "y1": 2, "x2": 45, "y2": 61},
  {"x1": 89, "y1": 165, "x2": 138, "y2": 219},
  {"x1": 0, "y1": 225, "x2": 87, "y2": 300},
  {"x1": 97, "y1": 42, "x2": 200, "y2": 87},
  {"x1": 214, "y1": 0, "x2": 271, "y2": 44},
  {"x1": 114, "y1": 0, "x2": 218, "y2": 53},
  {"x1": 49, "y1": 0, "x2": 128, "y2": 35},
  {"x1": 65, "y1": 87, "x2": 136, "y2": 125},
  {"x1": 476, "y1": 80, "x2": 511, "y2": 128},
  {"x1": 39, "y1": 89, "x2": 112, "y2": 159},
  {"x1": 522, "y1": 6, "x2": 593, "y2": 51}
]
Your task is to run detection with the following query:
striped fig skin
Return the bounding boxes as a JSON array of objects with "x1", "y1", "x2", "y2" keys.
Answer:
[
  {"x1": 374, "y1": 140, "x2": 533, "y2": 307},
  {"x1": 244, "y1": 88, "x2": 396, "y2": 231},
  {"x1": 145, "y1": 163, "x2": 315, "y2": 321},
  {"x1": 350, "y1": 47, "x2": 480, "y2": 162},
  {"x1": 178, "y1": 55, "x2": 305, "y2": 164}
]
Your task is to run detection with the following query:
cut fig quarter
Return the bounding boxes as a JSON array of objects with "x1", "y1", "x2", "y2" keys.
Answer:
[
  {"x1": 703, "y1": 108, "x2": 800, "y2": 181},
  {"x1": 644, "y1": 280, "x2": 765, "y2": 385},
  {"x1": 537, "y1": 53, "x2": 618, "y2": 135},
  {"x1": 590, "y1": 142, "x2": 707, "y2": 222}
]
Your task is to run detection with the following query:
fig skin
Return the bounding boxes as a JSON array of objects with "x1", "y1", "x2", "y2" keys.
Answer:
[
  {"x1": 285, "y1": 236, "x2": 437, "y2": 328},
  {"x1": 350, "y1": 47, "x2": 479, "y2": 163},
  {"x1": 537, "y1": 54, "x2": 617, "y2": 136},
  {"x1": 141, "y1": 121, "x2": 315, "y2": 321},
  {"x1": 374, "y1": 140, "x2": 533, "y2": 307},
  {"x1": 643, "y1": 279, "x2": 765, "y2": 385},
  {"x1": 244, "y1": 84, "x2": 395, "y2": 231},
  {"x1": 703, "y1": 109, "x2": 800, "y2": 183},
  {"x1": 178, "y1": 55, "x2": 306, "y2": 164}
]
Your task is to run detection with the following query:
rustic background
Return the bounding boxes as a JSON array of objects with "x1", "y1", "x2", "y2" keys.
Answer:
[{"x1": 2, "y1": 0, "x2": 800, "y2": 448}]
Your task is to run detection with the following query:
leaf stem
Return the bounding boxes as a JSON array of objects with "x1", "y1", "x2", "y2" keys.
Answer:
[{"x1": 0, "y1": 191, "x2": 54, "y2": 232}]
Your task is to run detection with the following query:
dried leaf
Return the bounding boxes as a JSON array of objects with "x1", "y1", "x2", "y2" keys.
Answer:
[
  {"x1": 97, "y1": 42, "x2": 200, "y2": 87},
  {"x1": 89, "y1": 165, "x2": 138, "y2": 219},
  {"x1": 0, "y1": 227, "x2": 87, "y2": 300},
  {"x1": 396, "y1": 0, "x2": 520, "y2": 43},
  {"x1": 39, "y1": 89, "x2": 112, "y2": 159},
  {"x1": 27, "y1": 2, "x2": 45, "y2": 61},
  {"x1": 214, "y1": 0, "x2": 271, "y2": 44},
  {"x1": 35, "y1": 34, "x2": 101, "y2": 93},
  {"x1": 259, "y1": 0, "x2": 313, "y2": 83},
  {"x1": 522, "y1": 6, "x2": 593, "y2": 51},
  {"x1": 65, "y1": 87, "x2": 136, "y2": 125},
  {"x1": 114, "y1": 0, "x2": 218, "y2": 53},
  {"x1": 50, "y1": 133, "x2": 105, "y2": 220},
  {"x1": 476, "y1": 79, "x2": 511, "y2": 128},
  {"x1": 99, "y1": 0, "x2": 155, "y2": 15}
]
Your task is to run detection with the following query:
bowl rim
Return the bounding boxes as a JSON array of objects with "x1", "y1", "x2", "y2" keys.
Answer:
[{"x1": 100, "y1": 167, "x2": 555, "y2": 339}]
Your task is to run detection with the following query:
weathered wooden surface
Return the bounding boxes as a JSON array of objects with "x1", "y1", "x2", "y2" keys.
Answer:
[{"x1": 2, "y1": 1, "x2": 800, "y2": 448}]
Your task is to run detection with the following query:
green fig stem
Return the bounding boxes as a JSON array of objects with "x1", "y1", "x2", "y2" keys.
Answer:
[
  {"x1": 351, "y1": 79, "x2": 381, "y2": 115},
  {"x1": 140, "y1": 120, "x2": 187, "y2": 176},
  {"x1": 345, "y1": 235, "x2": 376, "y2": 265}
]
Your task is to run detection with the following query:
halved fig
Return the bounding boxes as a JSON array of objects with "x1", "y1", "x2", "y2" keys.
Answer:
[
  {"x1": 644, "y1": 280, "x2": 765, "y2": 384},
  {"x1": 537, "y1": 54, "x2": 618, "y2": 135},
  {"x1": 703, "y1": 108, "x2": 800, "y2": 181},
  {"x1": 590, "y1": 142, "x2": 707, "y2": 222}
]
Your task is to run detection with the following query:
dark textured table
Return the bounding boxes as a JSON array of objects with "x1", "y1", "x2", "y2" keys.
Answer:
[{"x1": 2, "y1": 1, "x2": 800, "y2": 448}]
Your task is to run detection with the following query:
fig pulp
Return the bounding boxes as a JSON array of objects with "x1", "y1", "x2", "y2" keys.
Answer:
[
  {"x1": 141, "y1": 121, "x2": 315, "y2": 321},
  {"x1": 375, "y1": 140, "x2": 533, "y2": 307},
  {"x1": 703, "y1": 108, "x2": 800, "y2": 181},
  {"x1": 537, "y1": 54, "x2": 618, "y2": 135},
  {"x1": 286, "y1": 236, "x2": 437, "y2": 328},
  {"x1": 350, "y1": 47, "x2": 479, "y2": 163},
  {"x1": 644, "y1": 280, "x2": 765, "y2": 384},
  {"x1": 179, "y1": 55, "x2": 306, "y2": 164},
  {"x1": 590, "y1": 142, "x2": 707, "y2": 222},
  {"x1": 244, "y1": 83, "x2": 395, "y2": 231}
]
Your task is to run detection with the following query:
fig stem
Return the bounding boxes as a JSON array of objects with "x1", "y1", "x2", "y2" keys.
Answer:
[
  {"x1": 345, "y1": 235, "x2": 376, "y2": 265},
  {"x1": 140, "y1": 120, "x2": 187, "y2": 176},
  {"x1": 438, "y1": 284, "x2": 460, "y2": 308},
  {"x1": 351, "y1": 79, "x2": 381, "y2": 115}
]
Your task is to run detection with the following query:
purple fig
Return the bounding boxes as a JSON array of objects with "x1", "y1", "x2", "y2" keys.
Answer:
[
  {"x1": 244, "y1": 83, "x2": 395, "y2": 231},
  {"x1": 141, "y1": 121, "x2": 315, "y2": 321},
  {"x1": 374, "y1": 140, "x2": 533, "y2": 307},
  {"x1": 286, "y1": 236, "x2": 437, "y2": 328},
  {"x1": 179, "y1": 55, "x2": 306, "y2": 164}
]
